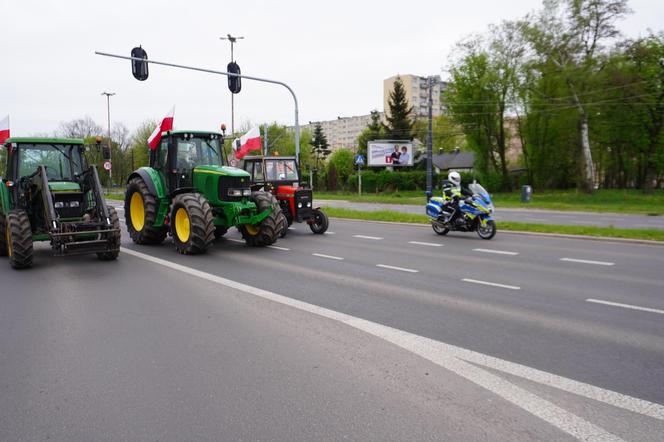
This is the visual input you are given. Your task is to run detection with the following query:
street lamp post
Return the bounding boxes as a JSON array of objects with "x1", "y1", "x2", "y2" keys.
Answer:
[
  {"x1": 219, "y1": 34, "x2": 244, "y2": 136},
  {"x1": 101, "y1": 91, "x2": 115, "y2": 191}
]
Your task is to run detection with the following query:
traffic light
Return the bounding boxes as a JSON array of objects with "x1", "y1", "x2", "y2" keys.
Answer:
[
  {"x1": 227, "y1": 62, "x2": 241, "y2": 94},
  {"x1": 131, "y1": 46, "x2": 149, "y2": 81},
  {"x1": 102, "y1": 143, "x2": 111, "y2": 160}
]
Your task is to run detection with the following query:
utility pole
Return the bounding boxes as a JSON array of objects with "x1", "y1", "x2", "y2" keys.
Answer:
[
  {"x1": 101, "y1": 91, "x2": 115, "y2": 191},
  {"x1": 425, "y1": 77, "x2": 434, "y2": 202},
  {"x1": 219, "y1": 34, "x2": 244, "y2": 136}
]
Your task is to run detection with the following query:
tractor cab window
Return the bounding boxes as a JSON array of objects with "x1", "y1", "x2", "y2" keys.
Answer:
[
  {"x1": 175, "y1": 136, "x2": 223, "y2": 169},
  {"x1": 265, "y1": 159, "x2": 298, "y2": 181},
  {"x1": 18, "y1": 144, "x2": 83, "y2": 181},
  {"x1": 253, "y1": 161, "x2": 264, "y2": 181}
]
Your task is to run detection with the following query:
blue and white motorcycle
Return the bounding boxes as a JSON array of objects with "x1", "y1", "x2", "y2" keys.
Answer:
[{"x1": 426, "y1": 183, "x2": 497, "y2": 240}]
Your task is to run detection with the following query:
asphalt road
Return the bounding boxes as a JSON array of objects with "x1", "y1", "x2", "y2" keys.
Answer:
[
  {"x1": 1, "y1": 203, "x2": 663, "y2": 441},
  {"x1": 318, "y1": 199, "x2": 664, "y2": 230}
]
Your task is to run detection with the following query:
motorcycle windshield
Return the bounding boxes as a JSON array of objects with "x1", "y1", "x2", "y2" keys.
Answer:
[{"x1": 469, "y1": 183, "x2": 492, "y2": 207}]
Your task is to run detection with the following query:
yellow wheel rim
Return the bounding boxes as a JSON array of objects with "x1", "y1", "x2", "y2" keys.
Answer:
[
  {"x1": 6, "y1": 225, "x2": 12, "y2": 257},
  {"x1": 130, "y1": 192, "x2": 145, "y2": 231},
  {"x1": 174, "y1": 207, "x2": 191, "y2": 243},
  {"x1": 244, "y1": 224, "x2": 260, "y2": 236}
]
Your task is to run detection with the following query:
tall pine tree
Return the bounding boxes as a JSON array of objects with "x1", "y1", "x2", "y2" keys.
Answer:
[
  {"x1": 310, "y1": 123, "x2": 331, "y2": 161},
  {"x1": 385, "y1": 76, "x2": 414, "y2": 140}
]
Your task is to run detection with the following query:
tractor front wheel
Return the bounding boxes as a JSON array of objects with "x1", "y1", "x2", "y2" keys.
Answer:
[
  {"x1": 6, "y1": 209, "x2": 33, "y2": 269},
  {"x1": 238, "y1": 191, "x2": 284, "y2": 246},
  {"x1": 97, "y1": 206, "x2": 121, "y2": 261},
  {"x1": 170, "y1": 193, "x2": 215, "y2": 255},
  {"x1": 0, "y1": 214, "x2": 7, "y2": 257},
  {"x1": 309, "y1": 209, "x2": 329, "y2": 234},
  {"x1": 125, "y1": 177, "x2": 167, "y2": 245}
]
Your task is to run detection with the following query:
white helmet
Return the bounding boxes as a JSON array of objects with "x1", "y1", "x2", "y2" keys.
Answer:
[{"x1": 448, "y1": 171, "x2": 461, "y2": 187}]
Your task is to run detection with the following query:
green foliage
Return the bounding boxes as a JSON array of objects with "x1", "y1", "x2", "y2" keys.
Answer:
[
  {"x1": 356, "y1": 110, "x2": 384, "y2": 159},
  {"x1": 384, "y1": 77, "x2": 414, "y2": 140},
  {"x1": 348, "y1": 170, "x2": 440, "y2": 192},
  {"x1": 327, "y1": 148, "x2": 355, "y2": 190}
]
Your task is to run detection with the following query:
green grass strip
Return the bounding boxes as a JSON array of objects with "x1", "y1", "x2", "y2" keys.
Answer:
[{"x1": 322, "y1": 207, "x2": 664, "y2": 242}]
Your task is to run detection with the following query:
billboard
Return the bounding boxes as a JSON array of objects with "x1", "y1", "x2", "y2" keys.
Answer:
[{"x1": 367, "y1": 141, "x2": 413, "y2": 167}]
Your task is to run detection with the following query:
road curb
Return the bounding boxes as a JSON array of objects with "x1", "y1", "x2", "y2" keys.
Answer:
[{"x1": 328, "y1": 217, "x2": 664, "y2": 246}]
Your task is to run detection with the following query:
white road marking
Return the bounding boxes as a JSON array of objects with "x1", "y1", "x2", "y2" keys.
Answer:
[
  {"x1": 586, "y1": 298, "x2": 664, "y2": 315},
  {"x1": 376, "y1": 264, "x2": 418, "y2": 273},
  {"x1": 288, "y1": 227, "x2": 296, "y2": 230},
  {"x1": 312, "y1": 253, "x2": 344, "y2": 261},
  {"x1": 267, "y1": 245, "x2": 290, "y2": 251},
  {"x1": 121, "y1": 247, "x2": 664, "y2": 439},
  {"x1": 462, "y1": 278, "x2": 521, "y2": 290},
  {"x1": 353, "y1": 235, "x2": 384, "y2": 240},
  {"x1": 408, "y1": 241, "x2": 443, "y2": 247},
  {"x1": 227, "y1": 238, "x2": 245, "y2": 243},
  {"x1": 324, "y1": 231, "x2": 335, "y2": 235},
  {"x1": 473, "y1": 248, "x2": 519, "y2": 256},
  {"x1": 560, "y1": 258, "x2": 614, "y2": 266}
]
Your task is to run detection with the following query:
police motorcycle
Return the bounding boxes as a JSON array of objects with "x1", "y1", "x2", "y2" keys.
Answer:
[{"x1": 426, "y1": 181, "x2": 497, "y2": 240}]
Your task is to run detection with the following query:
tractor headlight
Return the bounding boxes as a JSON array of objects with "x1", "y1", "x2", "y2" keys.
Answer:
[
  {"x1": 242, "y1": 189, "x2": 252, "y2": 196},
  {"x1": 298, "y1": 202, "x2": 303, "y2": 208},
  {"x1": 69, "y1": 201, "x2": 80, "y2": 208},
  {"x1": 228, "y1": 189, "x2": 243, "y2": 197},
  {"x1": 54, "y1": 201, "x2": 64, "y2": 208},
  {"x1": 306, "y1": 202, "x2": 311, "y2": 207}
]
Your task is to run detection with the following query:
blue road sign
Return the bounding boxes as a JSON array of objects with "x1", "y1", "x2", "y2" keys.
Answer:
[{"x1": 355, "y1": 154, "x2": 365, "y2": 166}]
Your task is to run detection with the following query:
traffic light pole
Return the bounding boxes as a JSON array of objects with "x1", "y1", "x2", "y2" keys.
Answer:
[
  {"x1": 94, "y1": 51, "x2": 302, "y2": 165},
  {"x1": 426, "y1": 76, "x2": 434, "y2": 202}
]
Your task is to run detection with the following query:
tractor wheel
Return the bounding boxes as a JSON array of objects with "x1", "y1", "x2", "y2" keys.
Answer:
[
  {"x1": 238, "y1": 191, "x2": 283, "y2": 246},
  {"x1": 97, "y1": 206, "x2": 121, "y2": 261},
  {"x1": 0, "y1": 214, "x2": 7, "y2": 257},
  {"x1": 125, "y1": 177, "x2": 167, "y2": 245},
  {"x1": 170, "y1": 193, "x2": 215, "y2": 255},
  {"x1": 278, "y1": 212, "x2": 289, "y2": 238},
  {"x1": 214, "y1": 226, "x2": 228, "y2": 239},
  {"x1": 6, "y1": 209, "x2": 33, "y2": 269},
  {"x1": 309, "y1": 209, "x2": 329, "y2": 234}
]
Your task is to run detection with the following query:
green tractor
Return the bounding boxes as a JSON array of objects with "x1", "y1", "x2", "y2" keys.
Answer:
[
  {"x1": 0, "y1": 138, "x2": 121, "y2": 269},
  {"x1": 124, "y1": 130, "x2": 285, "y2": 254}
]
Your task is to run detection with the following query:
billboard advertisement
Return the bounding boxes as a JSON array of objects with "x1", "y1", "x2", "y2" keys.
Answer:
[{"x1": 367, "y1": 141, "x2": 413, "y2": 167}]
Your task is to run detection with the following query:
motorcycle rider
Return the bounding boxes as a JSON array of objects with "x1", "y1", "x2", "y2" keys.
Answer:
[{"x1": 443, "y1": 171, "x2": 473, "y2": 225}]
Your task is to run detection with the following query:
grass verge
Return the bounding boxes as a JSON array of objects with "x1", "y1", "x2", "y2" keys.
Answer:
[{"x1": 322, "y1": 207, "x2": 664, "y2": 242}]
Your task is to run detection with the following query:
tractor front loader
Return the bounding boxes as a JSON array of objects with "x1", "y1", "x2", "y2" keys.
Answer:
[{"x1": 0, "y1": 138, "x2": 121, "y2": 269}]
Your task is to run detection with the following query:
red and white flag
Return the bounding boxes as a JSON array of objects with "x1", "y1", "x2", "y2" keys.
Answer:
[
  {"x1": 147, "y1": 106, "x2": 175, "y2": 150},
  {"x1": 233, "y1": 126, "x2": 262, "y2": 160},
  {"x1": 0, "y1": 115, "x2": 10, "y2": 145}
]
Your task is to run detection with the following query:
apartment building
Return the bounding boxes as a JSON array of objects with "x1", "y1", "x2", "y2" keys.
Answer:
[
  {"x1": 383, "y1": 74, "x2": 447, "y2": 119},
  {"x1": 301, "y1": 113, "x2": 384, "y2": 151}
]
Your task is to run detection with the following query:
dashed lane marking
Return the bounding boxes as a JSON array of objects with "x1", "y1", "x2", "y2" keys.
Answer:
[
  {"x1": 586, "y1": 298, "x2": 664, "y2": 315},
  {"x1": 408, "y1": 241, "x2": 443, "y2": 247},
  {"x1": 312, "y1": 253, "x2": 344, "y2": 261},
  {"x1": 121, "y1": 247, "x2": 663, "y2": 440},
  {"x1": 462, "y1": 278, "x2": 521, "y2": 291},
  {"x1": 560, "y1": 258, "x2": 614, "y2": 266},
  {"x1": 376, "y1": 264, "x2": 418, "y2": 273},
  {"x1": 268, "y1": 245, "x2": 290, "y2": 251},
  {"x1": 227, "y1": 238, "x2": 245, "y2": 243},
  {"x1": 473, "y1": 248, "x2": 519, "y2": 256},
  {"x1": 353, "y1": 235, "x2": 384, "y2": 240}
]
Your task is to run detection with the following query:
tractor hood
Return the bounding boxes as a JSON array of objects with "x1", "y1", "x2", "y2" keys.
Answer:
[
  {"x1": 48, "y1": 181, "x2": 81, "y2": 192},
  {"x1": 193, "y1": 165, "x2": 250, "y2": 177}
]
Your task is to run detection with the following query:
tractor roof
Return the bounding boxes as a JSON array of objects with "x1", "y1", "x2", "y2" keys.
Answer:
[
  {"x1": 4, "y1": 137, "x2": 84, "y2": 146},
  {"x1": 162, "y1": 130, "x2": 224, "y2": 137}
]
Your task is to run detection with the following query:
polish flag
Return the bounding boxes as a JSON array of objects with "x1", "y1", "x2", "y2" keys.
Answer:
[
  {"x1": 233, "y1": 126, "x2": 262, "y2": 160},
  {"x1": 0, "y1": 115, "x2": 9, "y2": 145},
  {"x1": 147, "y1": 106, "x2": 175, "y2": 150}
]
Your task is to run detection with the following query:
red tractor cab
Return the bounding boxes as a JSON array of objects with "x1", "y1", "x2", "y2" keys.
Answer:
[{"x1": 242, "y1": 156, "x2": 328, "y2": 235}]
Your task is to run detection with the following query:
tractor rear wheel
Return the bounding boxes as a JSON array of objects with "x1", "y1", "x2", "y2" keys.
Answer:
[
  {"x1": 309, "y1": 209, "x2": 329, "y2": 234},
  {"x1": 170, "y1": 193, "x2": 215, "y2": 255},
  {"x1": 125, "y1": 177, "x2": 167, "y2": 245},
  {"x1": 97, "y1": 206, "x2": 121, "y2": 261},
  {"x1": 0, "y1": 214, "x2": 7, "y2": 257},
  {"x1": 6, "y1": 209, "x2": 33, "y2": 269},
  {"x1": 238, "y1": 191, "x2": 283, "y2": 246}
]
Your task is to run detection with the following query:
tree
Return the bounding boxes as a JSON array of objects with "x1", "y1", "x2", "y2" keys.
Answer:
[
  {"x1": 57, "y1": 116, "x2": 103, "y2": 139},
  {"x1": 357, "y1": 109, "x2": 384, "y2": 159},
  {"x1": 525, "y1": 0, "x2": 631, "y2": 193},
  {"x1": 310, "y1": 123, "x2": 331, "y2": 162},
  {"x1": 127, "y1": 120, "x2": 157, "y2": 171},
  {"x1": 327, "y1": 148, "x2": 355, "y2": 189},
  {"x1": 384, "y1": 76, "x2": 414, "y2": 140}
]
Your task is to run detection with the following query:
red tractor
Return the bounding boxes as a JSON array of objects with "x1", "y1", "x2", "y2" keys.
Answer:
[{"x1": 242, "y1": 156, "x2": 328, "y2": 235}]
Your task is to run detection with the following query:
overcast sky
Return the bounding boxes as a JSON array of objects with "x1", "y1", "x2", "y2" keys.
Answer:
[{"x1": 2, "y1": 0, "x2": 662, "y2": 136}]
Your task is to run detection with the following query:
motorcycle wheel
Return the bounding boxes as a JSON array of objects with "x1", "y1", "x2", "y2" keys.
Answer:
[
  {"x1": 476, "y1": 220, "x2": 496, "y2": 240},
  {"x1": 432, "y1": 222, "x2": 450, "y2": 236}
]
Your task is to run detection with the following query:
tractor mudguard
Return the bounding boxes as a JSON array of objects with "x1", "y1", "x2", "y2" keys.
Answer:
[{"x1": 127, "y1": 167, "x2": 169, "y2": 227}]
